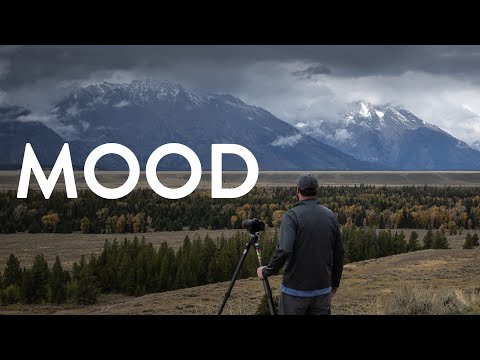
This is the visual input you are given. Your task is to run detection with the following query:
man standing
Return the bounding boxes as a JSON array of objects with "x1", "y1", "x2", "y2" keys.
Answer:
[{"x1": 257, "y1": 173, "x2": 344, "y2": 315}]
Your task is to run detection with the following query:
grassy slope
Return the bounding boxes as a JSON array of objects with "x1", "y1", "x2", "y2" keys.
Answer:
[{"x1": 1, "y1": 245, "x2": 479, "y2": 315}]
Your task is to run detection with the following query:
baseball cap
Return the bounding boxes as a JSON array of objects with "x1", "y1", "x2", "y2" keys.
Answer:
[{"x1": 296, "y1": 173, "x2": 318, "y2": 191}]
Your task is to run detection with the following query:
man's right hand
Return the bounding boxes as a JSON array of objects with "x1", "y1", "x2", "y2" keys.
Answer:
[{"x1": 331, "y1": 287, "x2": 339, "y2": 297}]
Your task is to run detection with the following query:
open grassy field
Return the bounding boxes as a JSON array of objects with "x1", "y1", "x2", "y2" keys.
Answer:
[
  {"x1": 2, "y1": 171, "x2": 480, "y2": 190},
  {"x1": 0, "y1": 228, "x2": 475, "y2": 270},
  {"x1": 0, "y1": 229, "x2": 245, "y2": 270},
  {"x1": 1, "y1": 245, "x2": 479, "y2": 315}
]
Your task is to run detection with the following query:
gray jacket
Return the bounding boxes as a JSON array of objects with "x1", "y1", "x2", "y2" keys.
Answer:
[{"x1": 262, "y1": 198, "x2": 344, "y2": 291}]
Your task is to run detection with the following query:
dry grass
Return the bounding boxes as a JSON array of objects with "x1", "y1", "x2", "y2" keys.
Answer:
[
  {"x1": 2, "y1": 171, "x2": 480, "y2": 191},
  {"x1": 0, "y1": 229, "x2": 248, "y2": 269},
  {"x1": 377, "y1": 285, "x2": 480, "y2": 315}
]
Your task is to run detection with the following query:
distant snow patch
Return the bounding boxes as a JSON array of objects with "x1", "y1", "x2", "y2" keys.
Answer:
[
  {"x1": 334, "y1": 129, "x2": 352, "y2": 142},
  {"x1": 295, "y1": 122, "x2": 307, "y2": 129},
  {"x1": 114, "y1": 100, "x2": 131, "y2": 108},
  {"x1": 79, "y1": 120, "x2": 90, "y2": 131},
  {"x1": 359, "y1": 102, "x2": 370, "y2": 117},
  {"x1": 375, "y1": 110, "x2": 384, "y2": 118},
  {"x1": 271, "y1": 133, "x2": 303, "y2": 147}
]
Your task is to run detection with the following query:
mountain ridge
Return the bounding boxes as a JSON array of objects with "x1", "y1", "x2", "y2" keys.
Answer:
[
  {"x1": 296, "y1": 101, "x2": 480, "y2": 170},
  {"x1": 0, "y1": 80, "x2": 378, "y2": 171}
]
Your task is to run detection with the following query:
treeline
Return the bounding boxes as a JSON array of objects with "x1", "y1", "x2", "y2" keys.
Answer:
[
  {"x1": 1, "y1": 185, "x2": 480, "y2": 234},
  {"x1": 0, "y1": 231, "x2": 277, "y2": 305},
  {"x1": 0, "y1": 226, "x2": 453, "y2": 306},
  {"x1": 343, "y1": 226, "x2": 449, "y2": 263}
]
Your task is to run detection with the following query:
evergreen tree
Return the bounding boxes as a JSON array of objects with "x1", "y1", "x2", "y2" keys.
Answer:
[
  {"x1": 463, "y1": 233, "x2": 479, "y2": 249},
  {"x1": 30, "y1": 254, "x2": 50, "y2": 302},
  {"x1": 117, "y1": 251, "x2": 133, "y2": 295},
  {"x1": 189, "y1": 238, "x2": 203, "y2": 286},
  {"x1": 432, "y1": 231, "x2": 449, "y2": 249},
  {"x1": 202, "y1": 235, "x2": 218, "y2": 284},
  {"x1": 155, "y1": 242, "x2": 168, "y2": 291},
  {"x1": 175, "y1": 236, "x2": 194, "y2": 288},
  {"x1": 393, "y1": 231, "x2": 407, "y2": 254},
  {"x1": 75, "y1": 274, "x2": 98, "y2": 304},
  {"x1": 49, "y1": 256, "x2": 66, "y2": 304},
  {"x1": 21, "y1": 268, "x2": 36, "y2": 303},
  {"x1": 27, "y1": 220, "x2": 42, "y2": 234},
  {"x1": 407, "y1": 231, "x2": 420, "y2": 251},
  {"x1": 4, "y1": 254, "x2": 22, "y2": 287},
  {"x1": 423, "y1": 229, "x2": 434, "y2": 249},
  {"x1": 471, "y1": 233, "x2": 479, "y2": 246},
  {"x1": 75, "y1": 259, "x2": 98, "y2": 305},
  {"x1": 463, "y1": 233, "x2": 473, "y2": 249},
  {"x1": 158, "y1": 247, "x2": 176, "y2": 292},
  {"x1": 135, "y1": 249, "x2": 147, "y2": 296}
]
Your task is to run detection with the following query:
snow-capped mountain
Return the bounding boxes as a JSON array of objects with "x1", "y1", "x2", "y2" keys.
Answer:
[
  {"x1": 296, "y1": 102, "x2": 480, "y2": 170},
  {"x1": 37, "y1": 80, "x2": 376, "y2": 170},
  {"x1": 4, "y1": 83, "x2": 479, "y2": 171}
]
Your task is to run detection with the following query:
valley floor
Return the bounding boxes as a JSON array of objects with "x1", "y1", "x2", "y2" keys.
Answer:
[{"x1": 3, "y1": 171, "x2": 480, "y2": 192}]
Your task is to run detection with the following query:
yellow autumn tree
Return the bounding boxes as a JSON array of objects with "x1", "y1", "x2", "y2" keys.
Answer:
[{"x1": 42, "y1": 213, "x2": 60, "y2": 232}]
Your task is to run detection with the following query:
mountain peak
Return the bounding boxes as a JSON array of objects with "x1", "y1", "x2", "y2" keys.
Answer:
[
  {"x1": 345, "y1": 101, "x2": 440, "y2": 132},
  {"x1": 59, "y1": 79, "x2": 211, "y2": 114}
]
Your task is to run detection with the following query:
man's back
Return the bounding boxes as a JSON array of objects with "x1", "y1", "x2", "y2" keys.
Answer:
[
  {"x1": 259, "y1": 173, "x2": 344, "y2": 315},
  {"x1": 282, "y1": 198, "x2": 343, "y2": 291}
]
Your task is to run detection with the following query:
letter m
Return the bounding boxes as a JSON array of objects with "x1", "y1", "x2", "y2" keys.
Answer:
[{"x1": 17, "y1": 143, "x2": 77, "y2": 199}]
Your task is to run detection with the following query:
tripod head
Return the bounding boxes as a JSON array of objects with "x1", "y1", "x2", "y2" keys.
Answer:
[{"x1": 249, "y1": 232, "x2": 261, "y2": 244}]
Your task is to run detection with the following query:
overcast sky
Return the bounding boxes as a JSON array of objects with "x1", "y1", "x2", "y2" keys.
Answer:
[{"x1": 1, "y1": 45, "x2": 480, "y2": 143}]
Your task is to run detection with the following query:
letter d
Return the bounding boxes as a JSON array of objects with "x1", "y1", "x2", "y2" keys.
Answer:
[{"x1": 211, "y1": 144, "x2": 258, "y2": 198}]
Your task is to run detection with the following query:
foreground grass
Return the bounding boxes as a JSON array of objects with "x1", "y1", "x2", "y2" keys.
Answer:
[{"x1": 377, "y1": 285, "x2": 480, "y2": 315}]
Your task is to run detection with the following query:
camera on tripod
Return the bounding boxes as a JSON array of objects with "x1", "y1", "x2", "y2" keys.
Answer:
[
  {"x1": 218, "y1": 216, "x2": 275, "y2": 315},
  {"x1": 242, "y1": 218, "x2": 265, "y2": 234}
]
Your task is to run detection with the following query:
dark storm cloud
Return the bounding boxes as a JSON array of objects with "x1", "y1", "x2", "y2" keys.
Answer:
[
  {"x1": 3, "y1": 45, "x2": 480, "y2": 91},
  {"x1": 292, "y1": 64, "x2": 331, "y2": 78}
]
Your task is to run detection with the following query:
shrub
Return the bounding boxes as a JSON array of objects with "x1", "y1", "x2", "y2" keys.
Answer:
[
  {"x1": 255, "y1": 295, "x2": 279, "y2": 315},
  {"x1": 0, "y1": 285, "x2": 21, "y2": 305},
  {"x1": 472, "y1": 234, "x2": 479, "y2": 246},
  {"x1": 75, "y1": 276, "x2": 98, "y2": 305},
  {"x1": 463, "y1": 233, "x2": 479, "y2": 249},
  {"x1": 378, "y1": 285, "x2": 480, "y2": 315}
]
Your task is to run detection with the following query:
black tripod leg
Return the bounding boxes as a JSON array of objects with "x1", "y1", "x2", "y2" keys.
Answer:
[
  {"x1": 217, "y1": 243, "x2": 251, "y2": 315},
  {"x1": 254, "y1": 244, "x2": 276, "y2": 315},
  {"x1": 262, "y1": 278, "x2": 276, "y2": 315}
]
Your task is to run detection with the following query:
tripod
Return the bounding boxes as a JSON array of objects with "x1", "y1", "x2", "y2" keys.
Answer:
[{"x1": 217, "y1": 232, "x2": 276, "y2": 315}]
